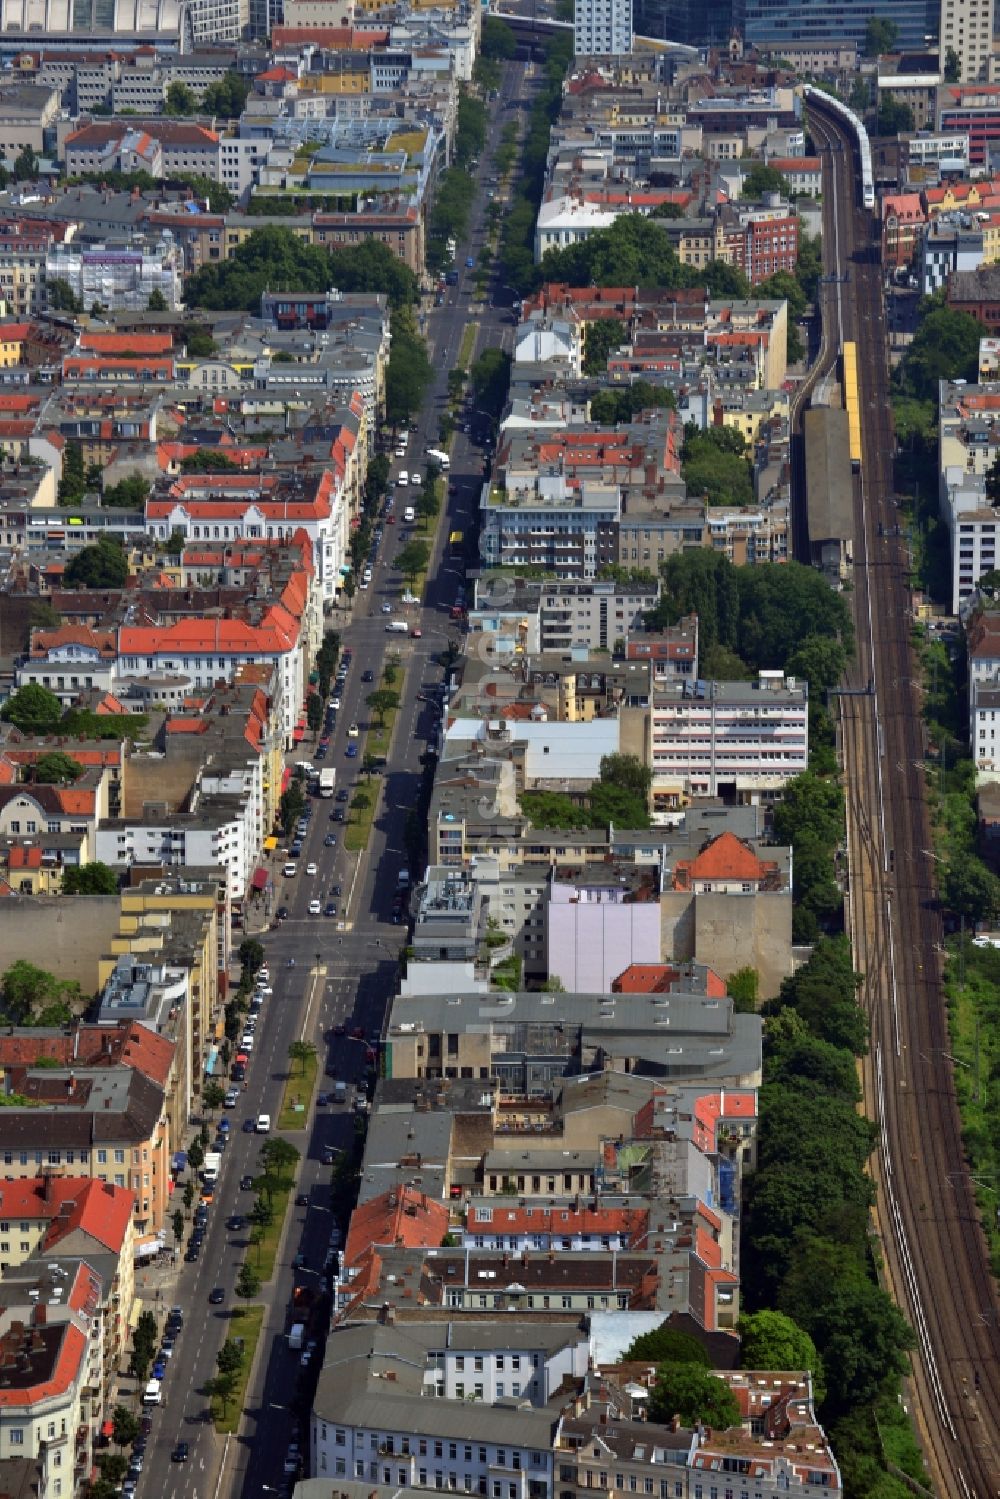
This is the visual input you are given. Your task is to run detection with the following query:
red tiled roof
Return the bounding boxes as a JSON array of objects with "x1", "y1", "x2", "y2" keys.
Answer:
[
  {"x1": 672, "y1": 831, "x2": 773, "y2": 888},
  {"x1": 80, "y1": 332, "x2": 172, "y2": 356},
  {"x1": 43, "y1": 1178, "x2": 135, "y2": 1253},
  {"x1": 613, "y1": 963, "x2": 727, "y2": 996},
  {"x1": 343, "y1": 1186, "x2": 449, "y2": 1268}
]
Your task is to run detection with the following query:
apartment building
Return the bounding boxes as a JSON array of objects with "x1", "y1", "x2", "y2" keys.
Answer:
[
  {"x1": 94, "y1": 795, "x2": 257, "y2": 904},
  {"x1": 311, "y1": 1322, "x2": 560, "y2": 1494},
  {"x1": 144, "y1": 468, "x2": 350, "y2": 608},
  {"x1": 0, "y1": 218, "x2": 75, "y2": 317},
  {"x1": 16, "y1": 625, "x2": 118, "y2": 702},
  {"x1": 0, "y1": 1065, "x2": 168, "y2": 1233},
  {"x1": 938, "y1": 379, "x2": 1000, "y2": 609},
  {"x1": 0, "y1": 1261, "x2": 105, "y2": 1491}
]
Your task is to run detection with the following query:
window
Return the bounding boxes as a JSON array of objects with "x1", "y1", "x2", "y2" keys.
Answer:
[{"x1": 9, "y1": 1429, "x2": 22, "y2": 1445}]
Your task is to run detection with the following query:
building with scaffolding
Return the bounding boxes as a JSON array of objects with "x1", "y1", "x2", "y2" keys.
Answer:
[{"x1": 44, "y1": 236, "x2": 183, "y2": 313}]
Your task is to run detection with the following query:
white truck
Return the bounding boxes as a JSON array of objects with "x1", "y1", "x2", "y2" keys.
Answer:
[
  {"x1": 319, "y1": 767, "x2": 336, "y2": 798},
  {"x1": 201, "y1": 1151, "x2": 222, "y2": 1187},
  {"x1": 427, "y1": 447, "x2": 451, "y2": 470}
]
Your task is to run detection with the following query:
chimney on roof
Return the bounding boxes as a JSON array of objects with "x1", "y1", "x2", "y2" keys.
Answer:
[{"x1": 378, "y1": 1303, "x2": 396, "y2": 1326}]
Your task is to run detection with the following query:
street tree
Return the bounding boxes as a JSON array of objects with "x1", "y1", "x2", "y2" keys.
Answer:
[
  {"x1": 239, "y1": 938, "x2": 265, "y2": 975},
  {"x1": 394, "y1": 540, "x2": 430, "y2": 584},
  {"x1": 111, "y1": 1406, "x2": 139, "y2": 1449},
  {"x1": 236, "y1": 1262, "x2": 260, "y2": 1299},
  {"x1": 279, "y1": 781, "x2": 306, "y2": 835},
  {"x1": 172, "y1": 1209, "x2": 185, "y2": 1245},
  {"x1": 259, "y1": 1136, "x2": 300, "y2": 1185},
  {"x1": 288, "y1": 1039, "x2": 317, "y2": 1076},
  {"x1": 187, "y1": 1139, "x2": 204, "y2": 1172},
  {"x1": 205, "y1": 1371, "x2": 238, "y2": 1417},
  {"x1": 203, "y1": 1080, "x2": 226, "y2": 1112},
  {"x1": 366, "y1": 689, "x2": 400, "y2": 729},
  {"x1": 216, "y1": 1339, "x2": 245, "y2": 1377}
]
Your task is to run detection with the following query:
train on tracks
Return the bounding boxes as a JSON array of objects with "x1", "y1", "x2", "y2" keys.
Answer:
[
  {"x1": 842, "y1": 341, "x2": 863, "y2": 471},
  {"x1": 802, "y1": 84, "x2": 875, "y2": 210}
]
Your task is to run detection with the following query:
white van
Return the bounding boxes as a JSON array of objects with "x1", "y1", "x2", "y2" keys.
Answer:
[
  {"x1": 398, "y1": 470, "x2": 409, "y2": 487},
  {"x1": 386, "y1": 620, "x2": 408, "y2": 633},
  {"x1": 143, "y1": 1380, "x2": 162, "y2": 1405},
  {"x1": 256, "y1": 1113, "x2": 271, "y2": 1133}
]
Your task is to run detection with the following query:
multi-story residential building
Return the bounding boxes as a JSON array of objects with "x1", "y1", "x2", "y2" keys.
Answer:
[
  {"x1": 646, "y1": 671, "x2": 809, "y2": 805},
  {"x1": 520, "y1": 286, "x2": 789, "y2": 390},
  {"x1": 0, "y1": 1260, "x2": 106, "y2": 1491},
  {"x1": 144, "y1": 469, "x2": 347, "y2": 609},
  {"x1": 946, "y1": 265, "x2": 1000, "y2": 331},
  {"x1": 938, "y1": 85, "x2": 1000, "y2": 167},
  {"x1": 0, "y1": 217, "x2": 76, "y2": 317},
  {"x1": 719, "y1": 201, "x2": 799, "y2": 285},
  {"x1": 938, "y1": 380, "x2": 1000, "y2": 609},
  {"x1": 468, "y1": 576, "x2": 663, "y2": 657},
  {"x1": 16, "y1": 624, "x2": 118, "y2": 702},
  {"x1": 310, "y1": 1321, "x2": 565, "y2": 1491},
  {"x1": 45, "y1": 238, "x2": 183, "y2": 313},
  {"x1": 94, "y1": 789, "x2": 258, "y2": 903},
  {"x1": 0, "y1": 1064, "x2": 168, "y2": 1232},
  {"x1": 968, "y1": 612, "x2": 1000, "y2": 784},
  {"x1": 881, "y1": 192, "x2": 927, "y2": 269}
]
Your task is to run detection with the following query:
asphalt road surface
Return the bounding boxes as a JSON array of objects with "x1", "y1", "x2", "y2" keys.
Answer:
[{"x1": 128, "y1": 59, "x2": 534, "y2": 1499}]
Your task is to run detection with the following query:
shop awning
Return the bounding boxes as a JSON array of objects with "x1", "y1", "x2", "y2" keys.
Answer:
[
  {"x1": 281, "y1": 768, "x2": 291, "y2": 792},
  {"x1": 204, "y1": 1045, "x2": 219, "y2": 1076},
  {"x1": 101, "y1": 1421, "x2": 114, "y2": 1439},
  {"x1": 251, "y1": 866, "x2": 268, "y2": 892},
  {"x1": 134, "y1": 1235, "x2": 161, "y2": 1262},
  {"x1": 292, "y1": 726, "x2": 305, "y2": 742},
  {"x1": 172, "y1": 1151, "x2": 188, "y2": 1172},
  {"x1": 264, "y1": 836, "x2": 278, "y2": 851}
]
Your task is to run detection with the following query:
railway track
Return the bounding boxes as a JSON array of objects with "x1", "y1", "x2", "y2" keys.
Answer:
[{"x1": 808, "y1": 99, "x2": 1000, "y2": 1498}]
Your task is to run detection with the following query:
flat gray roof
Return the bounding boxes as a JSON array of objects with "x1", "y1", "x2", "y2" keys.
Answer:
[{"x1": 804, "y1": 406, "x2": 854, "y2": 546}]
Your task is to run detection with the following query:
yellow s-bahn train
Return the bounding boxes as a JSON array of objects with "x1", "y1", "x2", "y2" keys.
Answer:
[{"x1": 842, "y1": 342, "x2": 863, "y2": 472}]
